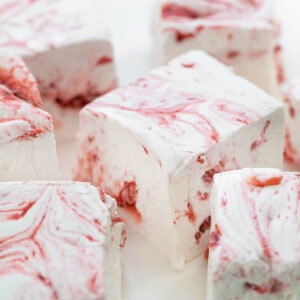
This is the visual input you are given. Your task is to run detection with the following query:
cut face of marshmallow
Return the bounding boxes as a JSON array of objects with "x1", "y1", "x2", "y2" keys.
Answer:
[
  {"x1": 208, "y1": 168, "x2": 300, "y2": 300},
  {"x1": 0, "y1": 0, "x2": 117, "y2": 141},
  {"x1": 0, "y1": 181, "x2": 125, "y2": 300},
  {"x1": 154, "y1": 0, "x2": 281, "y2": 97},
  {"x1": 74, "y1": 51, "x2": 284, "y2": 269}
]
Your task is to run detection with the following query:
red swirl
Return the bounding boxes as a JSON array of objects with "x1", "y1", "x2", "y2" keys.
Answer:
[{"x1": 0, "y1": 183, "x2": 119, "y2": 299}]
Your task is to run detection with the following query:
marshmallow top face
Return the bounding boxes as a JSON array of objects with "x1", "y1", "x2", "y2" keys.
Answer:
[
  {"x1": 208, "y1": 168, "x2": 300, "y2": 299},
  {"x1": 0, "y1": 88, "x2": 52, "y2": 144},
  {"x1": 0, "y1": 0, "x2": 109, "y2": 56},
  {"x1": 0, "y1": 181, "x2": 121, "y2": 299},
  {"x1": 160, "y1": 0, "x2": 271, "y2": 24},
  {"x1": 84, "y1": 51, "x2": 282, "y2": 171},
  {"x1": 0, "y1": 55, "x2": 41, "y2": 106}
]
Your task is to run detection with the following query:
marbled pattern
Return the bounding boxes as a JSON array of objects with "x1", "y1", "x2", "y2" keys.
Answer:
[
  {"x1": 0, "y1": 181, "x2": 122, "y2": 300},
  {"x1": 208, "y1": 168, "x2": 300, "y2": 299}
]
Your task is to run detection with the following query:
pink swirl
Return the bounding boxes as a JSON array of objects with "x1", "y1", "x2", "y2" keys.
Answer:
[
  {"x1": 0, "y1": 0, "x2": 72, "y2": 54},
  {"x1": 162, "y1": 0, "x2": 265, "y2": 21},
  {"x1": 89, "y1": 77, "x2": 222, "y2": 148},
  {"x1": 0, "y1": 182, "x2": 118, "y2": 299}
]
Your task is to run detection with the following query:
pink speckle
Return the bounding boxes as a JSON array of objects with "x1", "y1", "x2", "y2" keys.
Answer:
[
  {"x1": 244, "y1": 279, "x2": 285, "y2": 295},
  {"x1": 181, "y1": 62, "x2": 195, "y2": 68},
  {"x1": 227, "y1": 51, "x2": 240, "y2": 59},
  {"x1": 97, "y1": 56, "x2": 113, "y2": 65},
  {"x1": 209, "y1": 224, "x2": 221, "y2": 249},
  {"x1": 195, "y1": 231, "x2": 201, "y2": 244},
  {"x1": 168, "y1": 25, "x2": 204, "y2": 42},
  {"x1": 204, "y1": 248, "x2": 209, "y2": 261},
  {"x1": 194, "y1": 216, "x2": 211, "y2": 244},
  {"x1": 251, "y1": 120, "x2": 271, "y2": 151},
  {"x1": 249, "y1": 175, "x2": 283, "y2": 187},
  {"x1": 86, "y1": 235, "x2": 95, "y2": 242},
  {"x1": 88, "y1": 136, "x2": 94, "y2": 143},
  {"x1": 221, "y1": 197, "x2": 227, "y2": 207},
  {"x1": 185, "y1": 202, "x2": 197, "y2": 224},
  {"x1": 116, "y1": 181, "x2": 138, "y2": 207},
  {"x1": 197, "y1": 191, "x2": 209, "y2": 201},
  {"x1": 174, "y1": 30, "x2": 197, "y2": 42},
  {"x1": 284, "y1": 129, "x2": 297, "y2": 163},
  {"x1": 88, "y1": 273, "x2": 99, "y2": 294},
  {"x1": 197, "y1": 154, "x2": 205, "y2": 164},
  {"x1": 111, "y1": 216, "x2": 125, "y2": 225},
  {"x1": 121, "y1": 205, "x2": 142, "y2": 224},
  {"x1": 120, "y1": 229, "x2": 127, "y2": 248},
  {"x1": 17, "y1": 127, "x2": 44, "y2": 141},
  {"x1": 284, "y1": 97, "x2": 295, "y2": 118},
  {"x1": 274, "y1": 45, "x2": 285, "y2": 84},
  {"x1": 199, "y1": 216, "x2": 211, "y2": 233},
  {"x1": 202, "y1": 160, "x2": 225, "y2": 185},
  {"x1": 173, "y1": 210, "x2": 181, "y2": 225},
  {"x1": 142, "y1": 145, "x2": 149, "y2": 154}
]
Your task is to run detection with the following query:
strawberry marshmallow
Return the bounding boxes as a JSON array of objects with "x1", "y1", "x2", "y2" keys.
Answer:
[
  {"x1": 74, "y1": 51, "x2": 284, "y2": 269},
  {"x1": 208, "y1": 168, "x2": 300, "y2": 299},
  {"x1": 0, "y1": 181, "x2": 125, "y2": 300},
  {"x1": 0, "y1": 0, "x2": 117, "y2": 141},
  {"x1": 0, "y1": 55, "x2": 59, "y2": 180},
  {"x1": 154, "y1": 0, "x2": 282, "y2": 97}
]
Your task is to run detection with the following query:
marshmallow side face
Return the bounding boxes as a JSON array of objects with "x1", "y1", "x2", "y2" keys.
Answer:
[
  {"x1": 154, "y1": 0, "x2": 280, "y2": 96},
  {"x1": 0, "y1": 181, "x2": 124, "y2": 300},
  {"x1": 208, "y1": 168, "x2": 300, "y2": 300},
  {"x1": 282, "y1": 80, "x2": 300, "y2": 165},
  {"x1": 74, "y1": 51, "x2": 284, "y2": 268},
  {"x1": 0, "y1": 0, "x2": 117, "y2": 141}
]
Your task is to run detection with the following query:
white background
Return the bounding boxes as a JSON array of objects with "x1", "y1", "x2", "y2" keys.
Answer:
[{"x1": 58, "y1": 1, "x2": 300, "y2": 299}]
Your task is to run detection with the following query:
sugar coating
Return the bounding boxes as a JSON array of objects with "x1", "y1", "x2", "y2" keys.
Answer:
[
  {"x1": 154, "y1": 0, "x2": 282, "y2": 97},
  {"x1": 0, "y1": 181, "x2": 125, "y2": 300},
  {"x1": 208, "y1": 168, "x2": 300, "y2": 300},
  {"x1": 74, "y1": 51, "x2": 284, "y2": 269}
]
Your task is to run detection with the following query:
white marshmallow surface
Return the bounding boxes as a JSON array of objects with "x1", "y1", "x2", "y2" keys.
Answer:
[
  {"x1": 0, "y1": 181, "x2": 125, "y2": 300},
  {"x1": 208, "y1": 168, "x2": 300, "y2": 300}
]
